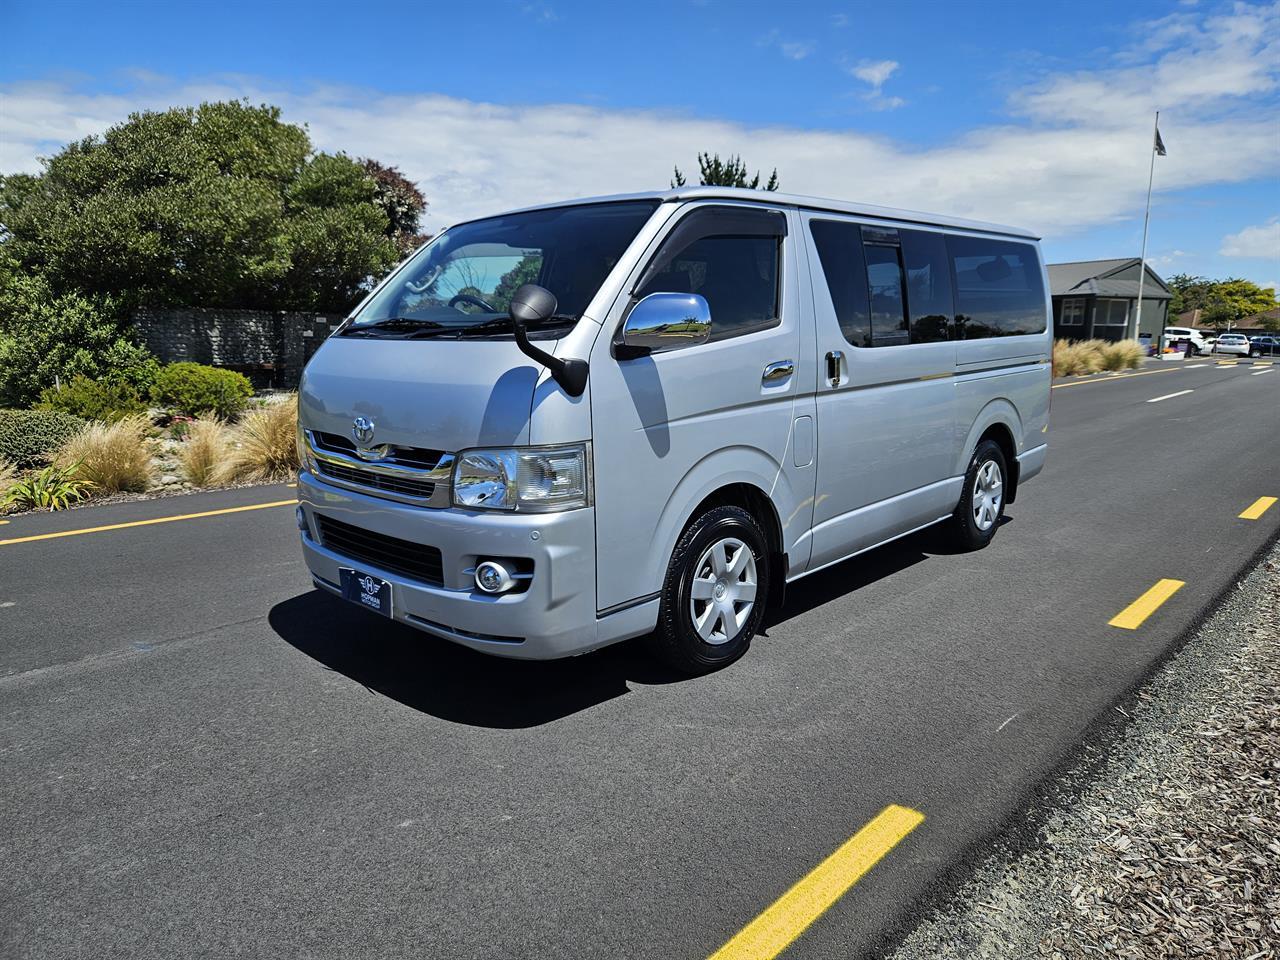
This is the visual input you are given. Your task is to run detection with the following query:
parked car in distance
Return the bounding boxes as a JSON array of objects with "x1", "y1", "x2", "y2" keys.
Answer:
[
  {"x1": 1249, "y1": 335, "x2": 1280, "y2": 357},
  {"x1": 1214, "y1": 332, "x2": 1251, "y2": 356},
  {"x1": 1201, "y1": 335, "x2": 1218, "y2": 352},
  {"x1": 1162, "y1": 326, "x2": 1213, "y2": 356},
  {"x1": 295, "y1": 187, "x2": 1052, "y2": 673}
]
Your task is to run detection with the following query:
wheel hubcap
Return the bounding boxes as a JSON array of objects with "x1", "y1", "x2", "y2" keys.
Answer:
[
  {"x1": 689, "y1": 537, "x2": 757, "y2": 645},
  {"x1": 972, "y1": 459, "x2": 1003, "y2": 532}
]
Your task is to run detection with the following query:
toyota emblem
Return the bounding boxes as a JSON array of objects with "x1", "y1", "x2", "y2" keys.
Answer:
[{"x1": 352, "y1": 417, "x2": 375, "y2": 445}]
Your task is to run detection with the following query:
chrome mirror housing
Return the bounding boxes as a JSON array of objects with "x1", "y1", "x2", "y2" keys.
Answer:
[{"x1": 617, "y1": 293, "x2": 712, "y2": 359}]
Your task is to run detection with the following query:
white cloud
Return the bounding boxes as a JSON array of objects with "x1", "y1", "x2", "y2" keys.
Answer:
[
  {"x1": 846, "y1": 59, "x2": 904, "y2": 110},
  {"x1": 1, "y1": 5, "x2": 1277, "y2": 240},
  {"x1": 758, "y1": 30, "x2": 813, "y2": 60},
  {"x1": 831, "y1": 13, "x2": 849, "y2": 27},
  {"x1": 851, "y1": 59, "x2": 898, "y2": 89},
  {"x1": 1220, "y1": 218, "x2": 1280, "y2": 258},
  {"x1": 1258, "y1": 279, "x2": 1277, "y2": 291}
]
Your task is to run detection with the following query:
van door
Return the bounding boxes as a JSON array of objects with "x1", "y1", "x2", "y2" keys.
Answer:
[
  {"x1": 803, "y1": 216, "x2": 959, "y2": 572},
  {"x1": 589, "y1": 203, "x2": 812, "y2": 615}
]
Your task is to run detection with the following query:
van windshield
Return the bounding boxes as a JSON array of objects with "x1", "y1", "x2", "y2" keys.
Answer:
[{"x1": 342, "y1": 200, "x2": 659, "y2": 340}]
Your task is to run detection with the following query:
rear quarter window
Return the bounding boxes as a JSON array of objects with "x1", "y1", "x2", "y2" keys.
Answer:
[{"x1": 947, "y1": 236, "x2": 1046, "y2": 339}]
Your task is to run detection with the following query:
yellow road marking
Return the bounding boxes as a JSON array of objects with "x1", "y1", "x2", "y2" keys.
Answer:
[
  {"x1": 1051, "y1": 366, "x2": 1182, "y2": 390},
  {"x1": 1108, "y1": 579, "x2": 1185, "y2": 630},
  {"x1": 0, "y1": 500, "x2": 296, "y2": 547},
  {"x1": 1239, "y1": 496, "x2": 1277, "y2": 520},
  {"x1": 708, "y1": 804, "x2": 924, "y2": 960}
]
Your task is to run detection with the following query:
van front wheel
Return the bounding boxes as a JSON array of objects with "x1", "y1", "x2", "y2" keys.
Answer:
[
  {"x1": 946, "y1": 439, "x2": 1008, "y2": 551},
  {"x1": 650, "y1": 505, "x2": 771, "y2": 674}
]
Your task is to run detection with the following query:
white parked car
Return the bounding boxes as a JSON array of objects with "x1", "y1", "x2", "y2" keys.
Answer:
[
  {"x1": 1162, "y1": 326, "x2": 1212, "y2": 356},
  {"x1": 1214, "y1": 332, "x2": 1251, "y2": 356}
]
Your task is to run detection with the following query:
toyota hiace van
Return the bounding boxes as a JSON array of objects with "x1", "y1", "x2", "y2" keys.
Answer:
[{"x1": 295, "y1": 187, "x2": 1050, "y2": 672}]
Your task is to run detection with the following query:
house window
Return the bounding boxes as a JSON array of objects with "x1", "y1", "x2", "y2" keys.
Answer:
[
  {"x1": 1060, "y1": 298, "x2": 1085, "y2": 326},
  {"x1": 1094, "y1": 299, "x2": 1129, "y2": 327}
]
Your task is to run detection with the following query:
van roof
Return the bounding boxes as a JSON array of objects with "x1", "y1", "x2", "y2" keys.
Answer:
[{"x1": 470, "y1": 186, "x2": 1039, "y2": 241}]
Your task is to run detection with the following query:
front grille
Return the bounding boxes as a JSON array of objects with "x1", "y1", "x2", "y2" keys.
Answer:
[
  {"x1": 315, "y1": 459, "x2": 436, "y2": 500},
  {"x1": 313, "y1": 431, "x2": 444, "y2": 470},
  {"x1": 316, "y1": 515, "x2": 444, "y2": 586}
]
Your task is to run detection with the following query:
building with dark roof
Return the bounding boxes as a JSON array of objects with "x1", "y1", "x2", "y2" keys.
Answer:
[{"x1": 1047, "y1": 258, "x2": 1172, "y2": 342}]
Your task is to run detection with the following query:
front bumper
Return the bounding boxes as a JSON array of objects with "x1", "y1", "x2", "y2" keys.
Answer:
[{"x1": 296, "y1": 470, "x2": 604, "y2": 659}]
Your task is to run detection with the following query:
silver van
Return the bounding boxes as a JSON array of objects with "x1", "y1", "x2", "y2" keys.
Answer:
[{"x1": 295, "y1": 188, "x2": 1050, "y2": 672}]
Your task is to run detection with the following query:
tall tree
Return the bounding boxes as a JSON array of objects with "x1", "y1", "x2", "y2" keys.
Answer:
[
  {"x1": 671, "y1": 153, "x2": 779, "y2": 191},
  {"x1": 0, "y1": 101, "x2": 401, "y2": 313},
  {"x1": 1167, "y1": 273, "x2": 1277, "y2": 324},
  {"x1": 361, "y1": 158, "x2": 430, "y2": 257}
]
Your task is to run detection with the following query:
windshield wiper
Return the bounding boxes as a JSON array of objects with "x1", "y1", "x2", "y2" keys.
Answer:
[
  {"x1": 340, "y1": 317, "x2": 446, "y2": 337},
  {"x1": 451, "y1": 314, "x2": 579, "y2": 338}
]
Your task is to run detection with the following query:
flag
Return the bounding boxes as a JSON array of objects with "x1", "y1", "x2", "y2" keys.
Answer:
[{"x1": 1154, "y1": 125, "x2": 1167, "y2": 156}]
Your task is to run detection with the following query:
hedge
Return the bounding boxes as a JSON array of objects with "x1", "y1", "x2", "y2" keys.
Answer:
[
  {"x1": 151, "y1": 363, "x2": 254, "y2": 420},
  {"x1": 0, "y1": 409, "x2": 87, "y2": 468}
]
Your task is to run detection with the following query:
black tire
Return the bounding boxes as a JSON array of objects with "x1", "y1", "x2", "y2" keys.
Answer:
[
  {"x1": 649, "y1": 505, "x2": 771, "y2": 675},
  {"x1": 945, "y1": 439, "x2": 1008, "y2": 551}
]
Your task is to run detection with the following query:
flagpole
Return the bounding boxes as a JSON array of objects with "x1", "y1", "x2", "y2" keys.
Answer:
[{"x1": 1136, "y1": 110, "x2": 1158, "y2": 353}]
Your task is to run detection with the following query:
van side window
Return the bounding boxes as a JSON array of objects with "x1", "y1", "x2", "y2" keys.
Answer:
[
  {"x1": 808, "y1": 219, "x2": 871, "y2": 347},
  {"x1": 947, "y1": 236, "x2": 1047, "y2": 338},
  {"x1": 899, "y1": 230, "x2": 953, "y2": 344},
  {"x1": 863, "y1": 243, "x2": 909, "y2": 346},
  {"x1": 636, "y1": 206, "x2": 784, "y2": 342}
]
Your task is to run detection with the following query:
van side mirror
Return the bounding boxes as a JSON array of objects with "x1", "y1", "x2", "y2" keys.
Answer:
[
  {"x1": 616, "y1": 293, "x2": 712, "y2": 360},
  {"x1": 507, "y1": 283, "x2": 589, "y2": 398}
]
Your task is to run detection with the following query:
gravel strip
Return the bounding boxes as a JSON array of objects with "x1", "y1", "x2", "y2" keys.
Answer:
[{"x1": 891, "y1": 543, "x2": 1280, "y2": 960}]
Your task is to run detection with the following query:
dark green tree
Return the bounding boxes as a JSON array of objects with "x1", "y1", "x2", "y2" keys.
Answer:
[
  {"x1": 0, "y1": 100, "x2": 401, "y2": 313},
  {"x1": 361, "y1": 158, "x2": 430, "y2": 257},
  {"x1": 671, "y1": 153, "x2": 779, "y2": 191}
]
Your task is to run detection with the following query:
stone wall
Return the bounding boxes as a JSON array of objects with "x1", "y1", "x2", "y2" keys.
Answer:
[{"x1": 132, "y1": 307, "x2": 344, "y2": 388}]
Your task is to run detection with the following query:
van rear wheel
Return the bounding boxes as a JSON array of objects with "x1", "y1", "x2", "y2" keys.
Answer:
[
  {"x1": 650, "y1": 505, "x2": 771, "y2": 675},
  {"x1": 946, "y1": 439, "x2": 1007, "y2": 551}
]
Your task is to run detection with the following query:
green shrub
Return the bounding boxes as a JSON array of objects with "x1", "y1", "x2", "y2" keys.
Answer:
[
  {"x1": 37, "y1": 376, "x2": 148, "y2": 422},
  {"x1": 0, "y1": 409, "x2": 87, "y2": 468},
  {"x1": 0, "y1": 269, "x2": 159, "y2": 407},
  {"x1": 1, "y1": 462, "x2": 94, "y2": 512},
  {"x1": 151, "y1": 363, "x2": 254, "y2": 419}
]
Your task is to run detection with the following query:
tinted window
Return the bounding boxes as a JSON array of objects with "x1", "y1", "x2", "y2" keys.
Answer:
[
  {"x1": 638, "y1": 220, "x2": 781, "y2": 342},
  {"x1": 900, "y1": 229, "x2": 953, "y2": 343},
  {"x1": 948, "y1": 236, "x2": 1046, "y2": 338},
  {"x1": 864, "y1": 243, "x2": 909, "y2": 346},
  {"x1": 808, "y1": 219, "x2": 871, "y2": 347}
]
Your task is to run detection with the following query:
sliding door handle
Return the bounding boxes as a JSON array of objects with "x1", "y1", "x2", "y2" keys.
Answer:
[
  {"x1": 825, "y1": 350, "x2": 844, "y2": 387},
  {"x1": 762, "y1": 359, "x2": 795, "y2": 384}
]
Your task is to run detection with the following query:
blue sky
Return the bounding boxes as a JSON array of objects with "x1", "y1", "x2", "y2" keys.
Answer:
[{"x1": 2, "y1": 0, "x2": 1277, "y2": 288}]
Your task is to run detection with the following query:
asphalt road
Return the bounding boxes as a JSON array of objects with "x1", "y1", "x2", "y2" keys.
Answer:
[{"x1": 3, "y1": 358, "x2": 1278, "y2": 960}]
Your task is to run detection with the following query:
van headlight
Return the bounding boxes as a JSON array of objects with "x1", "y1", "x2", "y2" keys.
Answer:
[{"x1": 452, "y1": 444, "x2": 590, "y2": 512}]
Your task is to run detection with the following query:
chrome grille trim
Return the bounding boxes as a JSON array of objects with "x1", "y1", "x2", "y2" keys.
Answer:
[{"x1": 305, "y1": 430, "x2": 454, "y2": 507}]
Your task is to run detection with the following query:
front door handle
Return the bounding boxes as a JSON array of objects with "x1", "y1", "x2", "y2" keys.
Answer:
[
  {"x1": 762, "y1": 359, "x2": 795, "y2": 384},
  {"x1": 826, "y1": 350, "x2": 844, "y2": 387}
]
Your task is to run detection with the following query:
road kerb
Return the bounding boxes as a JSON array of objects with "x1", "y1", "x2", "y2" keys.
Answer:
[
  {"x1": 1108, "y1": 579, "x2": 1186, "y2": 630},
  {"x1": 707, "y1": 804, "x2": 924, "y2": 960},
  {"x1": 1239, "y1": 497, "x2": 1277, "y2": 521},
  {"x1": 0, "y1": 499, "x2": 297, "y2": 547}
]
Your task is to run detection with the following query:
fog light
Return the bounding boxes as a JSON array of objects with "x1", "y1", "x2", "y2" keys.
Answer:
[
  {"x1": 295, "y1": 505, "x2": 309, "y2": 534},
  {"x1": 475, "y1": 560, "x2": 515, "y2": 594}
]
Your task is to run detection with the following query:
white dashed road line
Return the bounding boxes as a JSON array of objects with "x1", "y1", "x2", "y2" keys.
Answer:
[{"x1": 1147, "y1": 389, "x2": 1194, "y2": 403}]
